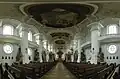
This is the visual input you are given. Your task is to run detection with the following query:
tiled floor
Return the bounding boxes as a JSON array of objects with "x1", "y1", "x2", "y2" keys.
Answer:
[{"x1": 40, "y1": 62, "x2": 77, "y2": 79}]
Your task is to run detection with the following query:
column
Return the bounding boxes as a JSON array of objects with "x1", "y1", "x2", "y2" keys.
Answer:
[
  {"x1": 88, "y1": 22, "x2": 101, "y2": 64},
  {"x1": 38, "y1": 34, "x2": 43, "y2": 62},
  {"x1": 32, "y1": 34, "x2": 35, "y2": 42},
  {"x1": 20, "y1": 24, "x2": 29, "y2": 64},
  {"x1": 0, "y1": 20, "x2": 3, "y2": 34},
  {"x1": 71, "y1": 40, "x2": 74, "y2": 62},
  {"x1": 46, "y1": 41, "x2": 49, "y2": 62},
  {"x1": 77, "y1": 39, "x2": 81, "y2": 63}
]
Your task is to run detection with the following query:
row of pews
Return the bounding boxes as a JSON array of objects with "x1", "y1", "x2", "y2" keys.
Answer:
[
  {"x1": 63, "y1": 62, "x2": 116, "y2": 79},
  {"x1": 0, "y1": 63, "x2": 15, "y2": 79},
  {"x1": 3, "y1": 61, "x2": 57, "y2": 79}
]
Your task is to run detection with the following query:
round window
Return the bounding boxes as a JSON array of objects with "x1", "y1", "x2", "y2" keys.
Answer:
[
  {"x1": 108, "y1": 45, "x2": 117, "y2": 54},
  {"x1": 3, "y1": 44, "x2": 13, "y2": 54}
]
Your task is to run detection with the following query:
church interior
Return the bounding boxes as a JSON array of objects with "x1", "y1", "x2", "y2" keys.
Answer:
[{"x1": 0, "y1": 0, "x2": 120, "y2": 79}]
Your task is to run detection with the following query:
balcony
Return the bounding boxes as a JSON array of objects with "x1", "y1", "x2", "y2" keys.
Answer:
[
  {"x1": 0, "y1": 34, "x2": 21, "y2": 43},
  {"x1": 28, "y1": 41, "x2": 39, "y2": 48},
  {"x1": 81, "y1": 41, "x2": 91, "y2": 48},
  {"x1": 81, "y1": 37, "x2": 91, "y2": 48},
  {"x1": 98, "y1": 34, "x2": 120, "y2": 43}
]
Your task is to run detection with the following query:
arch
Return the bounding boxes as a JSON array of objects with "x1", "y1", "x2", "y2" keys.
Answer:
[
  {"x1": 47, "y1": 29, "x2": 74, "y2": 37},
  {"x1": 1, "y1": 18, "x2": 22, "y2": 28},
  {"x1": 52, "y1": 38, "x2": 70, "y2": 44}
]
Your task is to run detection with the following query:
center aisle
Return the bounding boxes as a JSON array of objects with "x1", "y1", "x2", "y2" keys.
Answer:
[{"x1": 40, "y1": 62, "x2": 77, "y2": 79}]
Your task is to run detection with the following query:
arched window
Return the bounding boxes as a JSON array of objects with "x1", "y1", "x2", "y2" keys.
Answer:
[
  {"x1": 107, "y1": 24, "x2": 117, "y2": 34},
  {"x1": 3, "y1": 25, "x2": 13, "y2": 35},
  {"x1": 19, "y1": 32, "x2": 23, "y2": 37},
  {"x1": 28, "y1": 48, "x2": 32, "y2": 56},
  {"x1": 50, "y1": 45, "x2": 53, "y2": 52},
  {"x1": 28, "y1": 31, "x2": 32, "y2": 41},
  {"x1": 35, "y1": 35, "x2": 39, "y2": 45},
  {"x1": 48, "y1": 44, "x2": 50, "y2": 51},
  {"x1": 43, "y1": 40, "x2": 47, "y2": 49}
]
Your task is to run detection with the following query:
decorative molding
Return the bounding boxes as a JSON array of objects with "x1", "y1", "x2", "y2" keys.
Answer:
[{"x1": 87, "y1": 22, "x2": 103, "y2": 31}]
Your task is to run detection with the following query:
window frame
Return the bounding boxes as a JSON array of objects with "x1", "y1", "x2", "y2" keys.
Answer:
[
  {"x1": 28, "y1": 31, "x2": 33, "y2": 41},
  {"x1": 35, "y1": 35, "x2": 39, "y2": 45},
  {"x1": 107, "y1": 44, "x2": 117, "y2": 54},
  {"x1": 3, "y1": 43, "x2": 13, "y2": 54},
  {"x1": 107, "y1": 24, "x2": 118, "y2": 35},
  {"x1": 3, "y1": 24, "x2": 14, "y2": 35}
]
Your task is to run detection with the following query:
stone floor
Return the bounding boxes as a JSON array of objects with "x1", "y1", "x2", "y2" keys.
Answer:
[{"x1": 40, "y1": 62, "x2": 77, "y2": 79}]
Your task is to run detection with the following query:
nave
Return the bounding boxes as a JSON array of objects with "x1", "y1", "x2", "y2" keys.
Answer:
[
  {"x1": 1, "y1": 1, "x2": 120, "y2": 79},
  {"x1": 40, "y1": 62, "x2": 76, "y2": 79},
  {"x1": 0, "y1": 60, "x2": 120, "y2": 79}
]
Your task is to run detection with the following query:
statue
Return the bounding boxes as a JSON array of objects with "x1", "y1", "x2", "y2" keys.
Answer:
[
  {"x1": 74, "y1": 50, "x2": 78, "y2": 62},
  {"x1": 67, "y1": 51, "x2": 72, "y2": 62},
  {"x1": 34, "y1": 49, "x2": 39, "y2": 62},
  {"x1": 81, "y1": 49, "x2": 86, "y2": 63},
  {"x1": 16, "y1": 47, "x2": 23, "y2": 64},
  {"x1": 42, "y1": 51, "x2": 46, "y2": 62},
  {"x1": 65, "y1": 53, "x2": 68, "y2": 62},
  {"x1": 52, "y1": 53, "x2": 55, "y2": 61},
  {"x1": 49, "y1": 52, "x2": 53, "y2": 62},
  {"x1": 97, "y1": 48, "x2": 104, "y2": 63}
]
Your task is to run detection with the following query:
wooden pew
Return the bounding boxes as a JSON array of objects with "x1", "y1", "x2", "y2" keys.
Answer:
[
  {"x1": 10, "y1": 62, "x2": 57, "y2": 79},
  {"x1": 63, "y1": 62, "x2": 112, "y2": 79}
]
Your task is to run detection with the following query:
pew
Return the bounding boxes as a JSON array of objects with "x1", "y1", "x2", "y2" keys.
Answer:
[
  {"x1": 8, "y1": 62, "x2": 57, "y2": 79},
  {"x1": 63, "y1": 62, "x2": 115, "y2": 79}
]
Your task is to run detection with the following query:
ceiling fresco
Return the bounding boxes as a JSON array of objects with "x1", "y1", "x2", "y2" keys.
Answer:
[
  {"x1": 55, "y1": 40, "x2": 65, "y2": 44},
  {"x1": 50, "y1": 32, "x2": 70, "y2": 38},
  {"x1": 23, "y1": 3, "x2": 96, "y2": 28}
]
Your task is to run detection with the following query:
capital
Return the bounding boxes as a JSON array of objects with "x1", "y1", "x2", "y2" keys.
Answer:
[
  {"x1": 20, "y1": 23, "x2": 29, "y2": 32},
  {"x1": 87, "y1": 22, "x2": 103, "y2": 31},
  {"x1": 35, "y1": 33, "x2": 44, "y2": 41}
]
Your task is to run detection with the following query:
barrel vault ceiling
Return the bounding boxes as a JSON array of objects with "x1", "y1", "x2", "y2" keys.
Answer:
[{"x1": 0, "y1": 1, "x2": 120, "y2": 46}]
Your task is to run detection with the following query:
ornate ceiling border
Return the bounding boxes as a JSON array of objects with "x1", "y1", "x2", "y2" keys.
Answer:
[{"x1": 20, "y1": 2, "x2": 98, "y2": 16}]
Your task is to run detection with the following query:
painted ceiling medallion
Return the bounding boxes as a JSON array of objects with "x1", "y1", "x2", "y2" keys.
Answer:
[
  {"x1": 21, "y1": 3, "x2": 97, "y2": 28},
  {"x1": 50, "y1": 32, "x2": 70, "y2": 38},
  {"x1": 52, "y1": 8, "x2": 66, "y2": 12},
  {"x1": 55, "y1": 40, "x2": 65, "y2": 44}
]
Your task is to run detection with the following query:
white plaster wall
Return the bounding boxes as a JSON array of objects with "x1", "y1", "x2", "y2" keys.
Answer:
[
  {"x1": 0, "y1": 43, "x2": 19, "y2": 65},
  {"x1": 101, "y1": 43, "x2": 120, "y2": 65},
  {"x1": 100, "y1": 23, "x2": 120, "y2": 35},
  {"x1": 86, "y1": 32, "x2": 91, "y2": 42},
  {"x1": 80, "y1": 19, "x2": 120, "y2": 64},
  {"x1": 100, "y1": 27, "x2": 107, "y2": 36},
  {"x1": 100, "y1": 21, "x2": 120, "y2": 65}
]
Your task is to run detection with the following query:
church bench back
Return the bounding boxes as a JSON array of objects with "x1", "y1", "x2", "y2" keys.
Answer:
[{"x1": 63, "y1": 62, "x2": 112, "y2": 79}]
